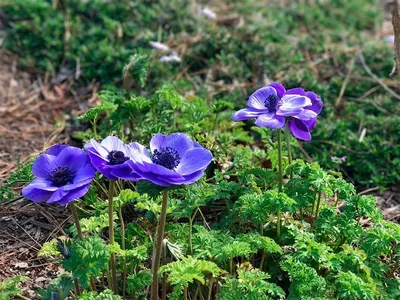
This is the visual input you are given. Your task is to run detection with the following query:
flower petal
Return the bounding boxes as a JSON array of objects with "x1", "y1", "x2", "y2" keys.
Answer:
[
  {"x1": 22, "y1": 185, "x2": 53, "y2": 203},
  {"x1": 305, "y1": 91, "x2": 323, "y2": 114},
  {"x1": 269, "y1": 82, "x2": 286, "y2": 98},
  {"x1": 27, "y1": 178, "x2": 58, "y2": 191},
  {"x1": 86, "y1": 139, "x2": 109, "y2": 158},
  {"x1": 292, "y1": 109, "x2": 318, "y2": 121},
  {"x1": 247, "y1": 86, "x2": 277, "y2": 109},
  {"x1": 63, "y1": 163, "x2": 96, "y2": 190},
  {"x1": 303, "y1": 118, "x2": 317, "y2": 131},
  {"x1": 285, "y1": 87, "x2": 306, "y2": 96},
  {"x1": 126, "y1": 142, "x2": 152, "y2": 164},
  {"x1": 280, "y1": 95, "x2": 312, "y2": 111},
  {"x1": 255, "y1": 114, "x2": 285, "y2": 129},
  {"x1": 176, "y1": 148, "x2": 213, "y2": 176},
  {"x1": 231, "y1": 108, "x2": 265, "y2": 121},
  {"x1": 46, "y1": 188, "x2": 68, "y2": 204},
  {"x1": 163, "y1": 133, "x2": 194, "y2": 157},
  {"x1": 101, "y1": 136, "x2": 125, "y2": 153},
  {"x1": 44, "y1": 144, "x2": 69, "y2": 156},
  {"x1": 32, "y1": 154, "x2": 58, "y2": 178},
  {"x1": 56, "y1": 147, "x2": 89, "y2": 172},
  {"x1": 150, "y1": 134, "x2": 167, "y2": 153},
  {"x1": 51, "y1": 185, "x2": 90, "y2": 205},
  {"x1": 288, "y1": 119, "x2": 311, "y2": 141}
]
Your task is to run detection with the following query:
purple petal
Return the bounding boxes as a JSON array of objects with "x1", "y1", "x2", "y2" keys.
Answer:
[
  {"x1": 279, "y1": 95, "x2": 312, "y2": 111},
  {"x1": 305, "y1": 91, "x2": 323, "y2": 114},
  {"x1": 176, "y1": 148, "x2": 213, "y2": 176},
  {"x1": 46, "y1": 188, "x2": 68, "y2": 204},
  {"x1": 247, "y1": 86, "x2": 277, "y2": 109},
  {"x1": 285, "y1": 87, "x2": 306, "y2": 96},
  {"x1": 32, "y1": 154, "x2": 58, "y2": 178},
  {"x1": 231, "y1": 108, "x2": 265, "y2": 121},
  {"x1": 22, "y1": 185, "x2": 53, "y2": 203},
  {"x1": 126, "y1": 142, "x2": 152, "y2": 164},
  {"x1": 51, "y1": 185, "x2": 90, "y2": 205},
  {"x1": 181, "y1": 170, "x2": 207, "y2": 185},
  {"x1": 163, "y1": 133, "x2": 194, "y2": 157},
  {"x1": 288, "y1": 119, "x2": 311, "y2": 141},
  {"x1": 86, "y1": 139, "x2": 109, "y2": 158},
  {"x1": 269, "y1": 82, "x2": 286, "y2": 98},
  {"x1": 303, "y1": 118, "x2": 317, "y2": 131},
  {"x1": 63, "y1": 163, "x2": 96, "y2": 190},
  {"x1": 101, "y1": 136, "x2": 125, "y2": 153},
  {"x1": 86, "y1": 150, "x2": 117, "y2": 180},
  {"x1": 27, "y1": 178, "x2": 58, "y2": 191},
  {"x1": 56, "y1": 147, "x2": 89, "y2": 172},
  {"x1": 44, "y1": 144, "x2": 69, "y2": 156},
  {"x1": 255, "y1": 114, "x2": 285, "y2": 129},
  {"x1": 150, "y1": 134, "x2": 166, "y2": 153},
  {"x1": 292, "y1": 109, "x2": 318, "y2": 121}
]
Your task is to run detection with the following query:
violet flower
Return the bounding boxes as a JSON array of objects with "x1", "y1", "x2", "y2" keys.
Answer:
[
  {"x1": 287, "y1": 89, "x2": 323, "y2": 141},
  {"x1": 127, "y1": 133, "x2": 213, "y2": 187},
  {"x1": 22, "y1": 144, "x2": 95, "y2": 205},
  {"x1": 84, "y1": 136, "x2": 141, "y2": 181},
  {"x1": 231, "y1": 83, "x2": 323, "y2": 140}
]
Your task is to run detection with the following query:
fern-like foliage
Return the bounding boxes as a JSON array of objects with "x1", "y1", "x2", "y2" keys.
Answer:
[
  {"x1": 219, "y1": 268, "x2": 285, "y2": 300},
  {"x1": 0, "y1": 275, "x2": 28, "y2": 300},
  {"x1": 63, "y1": 236, "x2": 110, "y2": 288}
]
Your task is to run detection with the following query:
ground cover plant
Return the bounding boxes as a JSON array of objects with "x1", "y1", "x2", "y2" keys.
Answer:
[{"x1": 1, "y1": 0, "x2": 400, "y2": 299}]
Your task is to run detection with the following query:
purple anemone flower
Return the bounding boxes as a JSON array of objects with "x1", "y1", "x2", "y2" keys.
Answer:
[
  {"x1": 231, "y1": 83, "x2": 323, "y2": 140},
  {"x1": 287, "y1": 89, "x2": 323, "y2": 141},
  {"x1": 84, "y1": 136, "x2": 141, "y2": 181},
  {"x1": 22, "y1": 144, "x2": 95, "y2": 205},
  {"x1": 126, "y1": 133, "x2": 213, "y2": 187}
]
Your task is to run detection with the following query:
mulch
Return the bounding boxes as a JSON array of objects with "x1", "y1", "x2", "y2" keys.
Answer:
[{"x1": 0, "y1": 53, "x2": 98, "y2": 297}]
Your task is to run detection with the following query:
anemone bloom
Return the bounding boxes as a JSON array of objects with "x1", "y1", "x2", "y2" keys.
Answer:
[
  {"x1": 84, "y1": 136, "x2": 141, "y2": 181},
  {"x1": 231, "y1": 83, "x2": 322, "y2": 140},
  {"x1": 127, "y1": 133, "x2": 213, "y2": 187},
  {"x1": 287, "y1": 89, "x2": 323, "y2": 141},
  {"x1": 22, "y1": 144, "x2": 95, "y2": 205}
]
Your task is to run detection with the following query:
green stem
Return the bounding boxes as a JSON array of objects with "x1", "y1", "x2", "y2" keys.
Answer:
[
  {"x1": 277, "y1": 130, "x2": 283, "y2": 192},
  {"x1": 285, "y1": 122, "x2": 293, "y2": 180},
  {"x1": 108, "y1": 181, "x2": 118, "y2": 294},
  {"x1": 151, "y1": 190, "x2": 169, "y2": 300},
  {"x1": 189, "y1": 208, "x2": 198, "y2": 255},
  {"x1": 184, "y1": 286, "x2": 188, "y2": 300},
  {"x1": 277, "y1": 130, "x2": 283, "y2": 240},
  {"x1": 229, "y1": 258, "x2": 233, "y2": 274},
  {"x1": 70, "y1": 203, "x2": 81, "y2": 295},
  {"x1": 16, "y1": 295, "x2": 31, "y2": 300},
  {"x1": 118, "y1": 204, "x2": 127, "y2": 298},
  {"x1": 314, "y1": 192, "x2": 322, "y2": 219}
]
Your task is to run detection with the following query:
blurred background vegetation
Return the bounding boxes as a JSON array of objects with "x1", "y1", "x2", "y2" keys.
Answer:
[{"x1": 1, "y1": 0, "x2": 399, "y2": 189}]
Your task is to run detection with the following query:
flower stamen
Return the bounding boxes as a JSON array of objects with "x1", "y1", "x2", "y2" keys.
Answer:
[
  {"x1": 264, "y1": 94, "x2": 282, "y2": 113},
  {"x1": 49, "y1": 167, "x2": 73, "y2": 186},
  {"x1": 152, "y1": 147, "x2": 181, "y2": 170},
  {"x1": 108, "y1": 150, "x2": 129, "y2": 165}
]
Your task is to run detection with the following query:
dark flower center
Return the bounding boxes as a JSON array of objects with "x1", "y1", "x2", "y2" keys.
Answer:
[
  {"x1": 264, "y1": 94, "x2": 281, "y2": 113},
  {"x1": 108, "y1": 150, "x2": 129, "y2": 165},
  {"x1": 152, "y1": 147, "x2": 181, "y2": 170},
  {"x1": 49, "y1": 167, "x2": 73, "y2": 186}
]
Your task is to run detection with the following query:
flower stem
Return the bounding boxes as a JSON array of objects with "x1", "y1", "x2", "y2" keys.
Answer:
[
  {"x1": 108, "y1": 180, "x2": 118, "y2": 294},
  {"x1": 69, "y1": 203, "x2": 81, "y2": 295},
  {"x1": 285, "y1": 122, "x2": 293, "y2": 180},
  {"x1": 277, "y1": 130, "x2": 283, "y2": 240},
  {"x1": 151, "y1": 190, "x2": 169, "y2": 300},
  {"x1": 314, "y1": 192, "x2": 322, "y2": 219},
  {"x1": 118, "y1": 204, "x2": 127, "y2": 298}
]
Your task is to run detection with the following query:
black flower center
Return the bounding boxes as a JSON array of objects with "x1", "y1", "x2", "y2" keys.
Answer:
[
  {"x1": 49, "y1": 167, "x2": 73, "y2": 186},
  {"x1": 264, "y1": 94, "x2": 281, "y2": 113},
  {"x1": 152, "y1": 147, "x2": 181, "y2": 170},
  {"x1": 108, "y1": 150, "x2": 129, "y2": 165}
]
